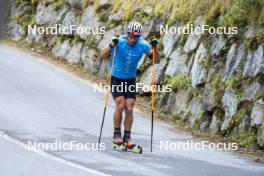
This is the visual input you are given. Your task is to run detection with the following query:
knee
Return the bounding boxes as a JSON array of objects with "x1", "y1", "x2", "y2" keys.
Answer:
[
  {"x1": 116, "y1": 102, "x2": 125, "y2": 112},
  {"x1": 125, "y1": 105, "x2": 134, "y2": 114}
]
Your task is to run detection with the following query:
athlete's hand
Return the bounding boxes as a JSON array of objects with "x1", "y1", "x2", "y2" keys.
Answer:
[
  {"x1": 150, "y1": 38, "x2": 158, "y2": 48},
  {"x1": 109, "y1": 35, "x2": 119, "y2": 48}
]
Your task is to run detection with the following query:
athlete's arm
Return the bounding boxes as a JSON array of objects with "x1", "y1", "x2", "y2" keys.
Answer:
[
  {"x1": 147, "y1": 38, "x2": 160, "y2": 64},
  {"x1": 100, "y1": 36, "x2": 119, "y2": 59},
  {"x1": 147, "y1": 47, "x2": 160, "y2": 64},
  {"x1": 100, "y1": 46, "x2": 111, "y2": 59}
]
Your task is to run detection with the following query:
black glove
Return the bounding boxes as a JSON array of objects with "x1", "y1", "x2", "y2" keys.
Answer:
[
  {"x1": 109, "y1": 35, "x2": 119, "y2": 48},
  {"x1": 150, "y1": 38, "x2": 158, "y2": 48}
]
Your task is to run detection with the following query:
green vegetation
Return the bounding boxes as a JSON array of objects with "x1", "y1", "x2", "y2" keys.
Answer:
[
  {"x1": 224, "y1": 74, "x2": 242, "y2": 92},
  {"x1": 111, "y1": 0, "x2": 264, "y2": 27},
  {"x1": 227, "y1": 108, "x2": 246, "y2": 132},
  {"x1": 137, "y1": 59, "x2": 151, "y2": 74},
  {"x1": 98, "y1": 10, "x2": 109, "y2": 22},
  {"x1": 84, "y1": 36, "x2": 98, "y2": 49},
  {"x1": 172, "y1": 113, "x2": 181, "y2": 121},
  {"x1": 211, "y1": 73, "x2": 226, "y2": 108},
  {"x1": 236, "y1": 129, "x2": 257, "y2": 148},
  {"x1": 165, "y1": 75, "x2": 191, "y2": 92},
  {"x1": 245, "y1": 32, "x2": 264, "y2": 51}
]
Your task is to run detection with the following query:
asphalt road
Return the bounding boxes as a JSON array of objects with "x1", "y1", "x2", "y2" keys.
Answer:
[{"x1": 0, "y1": 43, "x2": 264, "y2": 176}]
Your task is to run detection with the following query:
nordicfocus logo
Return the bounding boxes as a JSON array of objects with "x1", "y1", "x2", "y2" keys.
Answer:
[
  {"x1": 28, "y1": 24, "x2": 106, "y2": 35},
  {"x1": 93, "y1": 82, "x2": 172, "y2": 93},
  {"x1": 160, "y1": 24, "x2": 238, "y2": 35},
  {"x1": 160, "y1": 140, "x2": 238, "y2": 151},
  {"x1": 27, "y1": 140, "x2": 106, "y2": 151}
]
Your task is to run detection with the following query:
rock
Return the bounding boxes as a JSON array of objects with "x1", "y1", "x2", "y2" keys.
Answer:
[
  {"x1": 183, "y1": 16, "x2": 206, "y2": 54},
  {"x1": 221, "y1": 87, "x2": 237, "y2": 132},
  {"x1": 210, "y1": 113, "x2": 221, "y2": 134},
  {"x1": 174, "y1": 89, "x2": 188, "y2": 116},
  {"x1": 164, "y1": 48, "x2": 189, "y2": 77},
  {"x1": 78, "y1": 6, "x2": 102, "y2": 40},
  {"x1": 98, "y1": 26, "x2": 122, "y2": 49},
  {"x1": 250, "y1": 99, "x2": 264, "y2": 127},
  {"x1": 45, "y1": 35, "x2": 58, "y2": 48},
  {"x1": 200, "y1": 120, "x2": 210, "y2": 131},
  {"x1": 35, "y1": 3, "x2": 59, "y2": 25},
  {"x1": 99, "y1": 58, "x2": 109, "y2": 78},
  {"x1": 57, "y1": 8, "x2": 70, "y2": 24},
  {"x1": 65, "y1": 0, "x2": 82, "y2": 8},
  {"x1": 52, "y1": 39, "x2": 71, "y2": 59},
  {"x1": 109, "y1": 10, "x2": 124, "y2": 22},
  {"x1": 163, "y1": 25, "x2": 182, "y2": 58},
  {"x1": 164, "y1": 91, "x2": 177, "y2": 113},
  {"x1": 25, "y1": 29, "x2": 42, "y2": 43},
  {"x1": 164, "y1": 89, "x2": 188, "y2": 117},
  {"x1": 187, "y1": 98, "x2": 203, "y2": 126},
  {"x1": 202, "y1": 84, "x2": 216, "y2": 112},
  {"x1": 82, "y1": 47, "x2": 101, "y2": 74},
  {"x1": 191, "y1": 43, "x2": 207, "y2": 88},
  {"x1": 211, "y1": 35, "x2": 226, "y2": 56},
  {"x1": 137, "y1": 55, "x2": 147, "y2": 69},
  {"x1": 187, "y1": 53, "x2": 195, "y2": 75},
  {"x1": 244, "y1": 25, "x2": 256, "y2": 39},
  {"x1": 97, "y1": 0, "x2": 112, "y2": 10},
  {"x1": 145, "y1": 18, "x2": 164, "y2": 36},
  {"x1": 142, "y1": 20, "x2": 154, "y2": 38},
  {"x1": 222, "y1": 44, "x2": 245, "y2": 80},
  {"x1": 140, "y1": 59, "x2": 167, "y2": 87},
  {"x1": 144, "y1": 6, "x2": 153, "y2": 15},
  {"x1": 8, "y1": 21, "x2": 23, "y2": 41},
  {"x1": 239, "y1": 115, "x2": 250, "y2": 132},
  {"x1": 241, "y1": 82, "x2": 262, "y2": 102},
  {"x1": 65, "y1": 42, "x2": 83, "y2": 64},
  {"x1": 14, "y1": 4, "x2": 32, "y2": 17},
  {"x1": 230, "y1": 126, "x2": 239, "y2": 136},
  {"x1": 60, "y1": 10, "x2": 79, "y2": 36},
  {"x1": 159, "y1": 91, "x2": 170, "y2": 108},
  {"x1": 243, "y1": 44, "x2": 264, "y2": 78},
  {"x1": 257, "y1": 123, "x2": 264, "y2": 147}
]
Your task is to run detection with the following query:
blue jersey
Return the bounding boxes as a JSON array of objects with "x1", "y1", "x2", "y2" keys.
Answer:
[{"x1": 109, "y1": 35, "x2": 151, "y2": 79}]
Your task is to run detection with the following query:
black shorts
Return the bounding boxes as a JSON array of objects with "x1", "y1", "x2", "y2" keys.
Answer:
[{"x1": 110, "y1": 76, "x2": 136, "y2": 100}]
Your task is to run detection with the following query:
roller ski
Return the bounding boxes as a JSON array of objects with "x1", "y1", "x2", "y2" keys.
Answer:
[
  {"x1": 112, "y1": 137, "x2": 127, "y2": 151},
  {"x1": 124, "y1": 140, "x2": 143, "y2": 154}
]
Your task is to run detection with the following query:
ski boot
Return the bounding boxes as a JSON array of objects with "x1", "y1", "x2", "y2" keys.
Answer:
[
  {"x1": 124, "y1": 140, "x2": 143, "y2": 154},
  {"x1": 112, "y1": 137, "x2": 127, "y2": 151}
]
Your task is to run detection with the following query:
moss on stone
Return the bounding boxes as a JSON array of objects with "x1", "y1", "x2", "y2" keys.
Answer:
[
  {"x1": 211, "y1": 73, "x2": 226, "y2": 108},
  {"x1": 84, "y1": 36, "x2": 97, "y2": 49},
  {"x1": 236, "y1": 129, "x2": 257, "y2": 148},
  {"x1": 166, "y1": 74, "x2": 191, "y2": 92}
]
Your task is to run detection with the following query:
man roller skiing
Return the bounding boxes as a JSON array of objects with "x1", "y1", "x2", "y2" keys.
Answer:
[{"x1": 100, "y1": 21, "x2": 160, "y2": 153}]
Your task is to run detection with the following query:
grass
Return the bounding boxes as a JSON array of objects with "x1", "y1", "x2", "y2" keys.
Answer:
[
  {"x1": 236, "y1": 129, "x2": 258, "y2": 148},
  {"x1": 211, "y1": 73, "x2": 226, "y2": 108},
  {"x1": 16, "y1": 0, "x2": 264, "y2": 28},
  {"x1": 165, "y1": 75, "x2": 191, "y2": 92},
  {"x1": 110, "y1": 0, "x2": 264, "y2": 27}
]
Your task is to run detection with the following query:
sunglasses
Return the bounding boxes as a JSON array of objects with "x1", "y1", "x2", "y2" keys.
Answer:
[{"x1": 127, "y1": 32, "x2": 141, "y2": 39}]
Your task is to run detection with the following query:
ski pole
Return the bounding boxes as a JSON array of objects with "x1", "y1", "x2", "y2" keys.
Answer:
[
  {"x1": 98, "y1": 46, "x2": 116, "y2": 145},
  {"x1": 151, "y1": 48, "x2": 155, "y2": 152}
]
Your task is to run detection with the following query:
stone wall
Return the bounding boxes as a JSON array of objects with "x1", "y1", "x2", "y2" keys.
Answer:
[{"x1": 8, "y1": 0, "x2": 264, "y2": 148}]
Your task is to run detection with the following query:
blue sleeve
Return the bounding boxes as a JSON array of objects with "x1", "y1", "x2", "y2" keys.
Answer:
[{"x1": 143, "y1": 42, "x2": 151, "y2": 54}]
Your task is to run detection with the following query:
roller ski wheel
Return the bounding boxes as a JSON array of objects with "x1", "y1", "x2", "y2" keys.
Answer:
[
  {"x1": 125, "y1": 141, "x2": 143, "y2": 154},
  {"x1": 112, "y1": 138, "x2": 127, "y2": 152}
]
